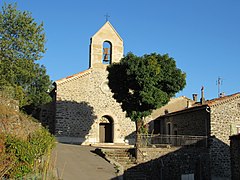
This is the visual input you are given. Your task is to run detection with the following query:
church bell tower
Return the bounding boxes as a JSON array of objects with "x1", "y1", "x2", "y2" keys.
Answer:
[{"x1": 89, "y1": 21, "x2": 124, "y2": 69}]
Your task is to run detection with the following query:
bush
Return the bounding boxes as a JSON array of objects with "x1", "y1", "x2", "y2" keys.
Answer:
[{"x1": 3, "y1": 128, "x2": 55, "y2": 178}]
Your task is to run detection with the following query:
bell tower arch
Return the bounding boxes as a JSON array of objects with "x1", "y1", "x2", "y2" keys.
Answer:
[{"x1": 89, "y1": 21, "x2": 123, "y2": 69}]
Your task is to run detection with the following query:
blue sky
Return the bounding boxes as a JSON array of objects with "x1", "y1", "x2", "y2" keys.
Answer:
[{"x1": 1, "y1": 0, "x2": 240, "y2": 100}]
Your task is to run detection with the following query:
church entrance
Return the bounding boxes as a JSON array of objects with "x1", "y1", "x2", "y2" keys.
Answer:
[{"x1": 99, "y1": 116, "x2": 113, "y2": 143}]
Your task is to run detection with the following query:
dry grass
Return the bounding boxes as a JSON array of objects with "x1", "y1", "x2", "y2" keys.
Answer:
[{"x1": 0, "y1": 104, "x2": 40, "y2": 140}]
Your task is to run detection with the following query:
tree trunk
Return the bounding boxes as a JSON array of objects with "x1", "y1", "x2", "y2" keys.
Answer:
[{"x1": 135, "y1": 120, "x2": 143, "y2": 163}]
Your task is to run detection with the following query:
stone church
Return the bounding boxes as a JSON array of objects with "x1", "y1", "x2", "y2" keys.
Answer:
[
  {"x1": 40, "y1": 21, "x2": 192, "y2": 145},
  {"x1": 42, "y1": 21, "x2": 136, "y2": 145}
]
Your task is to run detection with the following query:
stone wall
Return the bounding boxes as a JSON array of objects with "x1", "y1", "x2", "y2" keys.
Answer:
[
  {"x1": 209, "y1": 96, "x2": 240, "y2": 179},
  {"x1": 147, "y1": 96, "x2": 195, "y2": 134},
  {"x1": 126, "y1": 146, "x2": 210, "y2": 180},
  {"x1": 209, "y1": 137, "x2": 231, "y2": 179},
  {"x1": 230, "y1": 134, "x2": 240, "y2": 180},
  {"x1": 40, "y1": 101, "x2": 55, "y2": 133},
  {"x1": 158, "y1": 107, "x2": 209, "y2": 136},
  {"x1": 138, "y1": 147, "x2": 180, "y2": 163},
  {"x1": 55, "y1": 68, "x2": 135, "y2": 144},
  {"x1": 210, "y1": 96, "x2": 240, "y2": 145}
]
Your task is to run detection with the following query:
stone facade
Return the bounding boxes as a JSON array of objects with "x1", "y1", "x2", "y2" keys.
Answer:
[
  {"x1": 45, "y1": 21, "x2": 136, "y2": 145},
  {"x1": 54, "y1": 68, "x2": 135, "y2": 144},
  {"x1": 157, "y1": 106, "x2": 209, "y2": 136},
  {"x1": 210, "y1": 95, "x2": 240, "y2": 144},
  {"x1": 154, "y1": 93, "x2": 240, "y2": 179},
  {"x1": 209, "y1": 95, "x2": 240, "y2": 179},
  {"x1": 147, "y1": 96, "x2": 195, "y2": 134},
  {"x1": 230, "y1": 134, "x2": 240, "y2": 180}
]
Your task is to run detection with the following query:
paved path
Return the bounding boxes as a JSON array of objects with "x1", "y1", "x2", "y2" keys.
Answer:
[{"x1": 53, "y1": 143, "x2": 117, "y2": 180}]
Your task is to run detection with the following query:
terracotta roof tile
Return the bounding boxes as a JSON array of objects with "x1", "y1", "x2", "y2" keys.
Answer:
[
  {"x1": 55, "y1": 69, "x2": 92, "y2": 85},
  {"x1": 206, "y1": 92, "x2": 240, "y2": 106},
  {"x1": 160, "y1": 92, "x2": 240, "y2": 117}
]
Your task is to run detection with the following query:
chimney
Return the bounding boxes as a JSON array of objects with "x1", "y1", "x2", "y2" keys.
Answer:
[
  {"x1": 187, "y1": 100, "x2": 192, "y2": 108},
  {"x1": 200, "y1": 86, "x2": 205, "y2": 104},
  {"x1": 192, "y1": 94, "x2": 198, "y2": 102},
  {"x1": 219, "y1": 92, "x2": 225, "y2": 98}
]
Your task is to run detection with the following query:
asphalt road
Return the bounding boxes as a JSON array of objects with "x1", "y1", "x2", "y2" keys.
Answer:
[{"x1": 53, "y1": 143, "x2": 117, "y2": 180}]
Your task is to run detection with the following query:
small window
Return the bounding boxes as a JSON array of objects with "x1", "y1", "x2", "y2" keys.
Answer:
[
  {"x1": 167, "y1": 123, "x2": 171, "y2": 135},
  {"x1": 237, "y1": 126, "x2": 240, "y2": 134},
  {"x1": 181, "y1": 174, "x2": 194, "y2": 180},
  {"x1": 154, "y1": 120, "x2": 160, "y2": 134},
  {"x1": 237, "y1": 103, "x2": 240, "y2": 108},
  {"x1": 230, "y1": 124, "x2": 240, "y2": 135}
]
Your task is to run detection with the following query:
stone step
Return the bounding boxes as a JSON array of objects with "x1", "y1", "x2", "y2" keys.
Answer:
[
  {"x1": 106, "y1": 151, "x2": 129, "y2": 154},
  {"x1": 113, "y1": 156, "x2": 131, "y2": 159},
  {"x1": 106, "y1": 152, "x2": 129, "y2": 157},
  {"x1": 116, "y1": 159, "x2": 132, "y2": 163}
]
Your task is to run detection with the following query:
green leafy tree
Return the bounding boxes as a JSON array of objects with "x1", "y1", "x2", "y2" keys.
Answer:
[
  {"x1": 107, "y1": 52, "x2": 186, "y2": 160},
  {"x1": 0, "y1": 3, "x2": 52, "y2": 112}
]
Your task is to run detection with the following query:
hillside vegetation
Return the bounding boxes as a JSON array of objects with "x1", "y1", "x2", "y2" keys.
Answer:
[{"x1": 0, "y1": 96, "x2": 55, "y2": 179}]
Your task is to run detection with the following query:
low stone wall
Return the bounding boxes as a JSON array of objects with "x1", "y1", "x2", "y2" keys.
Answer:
[
  {"x1": 230, "y1": 134, "x2": 240, "y2": 180},
  {"x1": 40, "y1": 102, "x2": 55, "y2": 133},
  {"x1": 138, "y1": 146, "x2": 180, "y2": 163},
  {"x1": 127, "y1": 146, "x2": 210, "y2": 180},
  {"x1": 209, "y1": 137, "x2": 231, "y2": 179}
]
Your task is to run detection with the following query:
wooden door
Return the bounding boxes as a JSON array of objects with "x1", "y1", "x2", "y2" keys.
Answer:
[
  {"x1": 99, "y1": 123, "x2": 105, "y2": 143},
  {"x1": 99, "y1": 123, "x2": 113, "y2": 143}
]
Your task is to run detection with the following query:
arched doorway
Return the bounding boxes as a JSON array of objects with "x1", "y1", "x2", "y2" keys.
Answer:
[{"x1": 99, "y1": 115, "x2": 113, "y2": 143}]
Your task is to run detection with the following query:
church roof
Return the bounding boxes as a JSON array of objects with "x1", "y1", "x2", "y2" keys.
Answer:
[
  {"x1": 55, "y1": 69, "x2": 92, "y2": 86},
  {"x1": 91, "y1": 21, "x2": 123, "y2": 42}
]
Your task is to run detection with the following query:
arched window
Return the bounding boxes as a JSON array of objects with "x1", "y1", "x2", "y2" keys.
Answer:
[{"x1": 102, "y1": 41, "x2": 112, "y2": 64}]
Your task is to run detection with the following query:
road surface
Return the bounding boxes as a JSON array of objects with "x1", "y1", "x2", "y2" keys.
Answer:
[{"x1": 53, "y1": 143, "x2": 117, "y2": 180}]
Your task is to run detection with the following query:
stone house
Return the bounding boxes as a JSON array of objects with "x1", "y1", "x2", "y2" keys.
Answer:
[{"x1": 153, "y1": 90, "x2": 240, "y2": 179}]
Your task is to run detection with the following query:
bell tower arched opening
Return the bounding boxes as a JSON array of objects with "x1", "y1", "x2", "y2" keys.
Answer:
[
  {"x1": 89, "y1": 21, "x2": 123, "y2": 68},
  {"x1": 102, "y1": 41, "x2": 112, "y2": 65},
  {"x1": 99, "y1": 115, "x2": 113, "y2": 143}
]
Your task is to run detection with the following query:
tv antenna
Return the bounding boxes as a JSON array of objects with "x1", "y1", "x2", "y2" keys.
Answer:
[{"x1": 216, "y1": 77, "x2": 223, "y2": 97}]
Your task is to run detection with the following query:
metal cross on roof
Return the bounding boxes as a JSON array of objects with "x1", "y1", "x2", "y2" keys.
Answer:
[{"x1": 104, "y1": 13, "x2": 110, "y2": 22}]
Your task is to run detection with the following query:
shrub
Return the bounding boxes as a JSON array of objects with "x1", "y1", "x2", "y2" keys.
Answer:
[{"x1": 4, "y1": 128, "x2": 55, "y2": 178}]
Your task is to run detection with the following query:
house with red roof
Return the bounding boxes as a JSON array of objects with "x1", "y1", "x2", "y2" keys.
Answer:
[{"x1": 153, "y1": 88, "x2": 240, "y2": 179}]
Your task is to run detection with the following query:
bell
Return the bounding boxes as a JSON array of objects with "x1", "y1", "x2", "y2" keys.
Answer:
[
  {"x1": 103, "y1": 54, "x2": 109, "y2": 62},
  {"x1": 103, "y1": 48, "x2": 109, "y2": 55}
]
